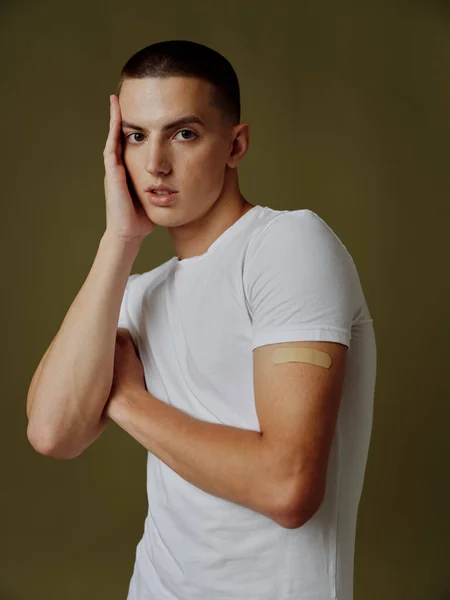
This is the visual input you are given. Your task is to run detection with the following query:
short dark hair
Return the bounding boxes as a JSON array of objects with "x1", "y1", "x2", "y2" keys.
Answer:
[{"x1": 116, "y1": 40, "x2": 241, "y2": 127}]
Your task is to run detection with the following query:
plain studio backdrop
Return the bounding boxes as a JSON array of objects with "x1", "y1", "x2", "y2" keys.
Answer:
[{"x1": 1, "y1": 0, "x2": 449, "y2": 599}]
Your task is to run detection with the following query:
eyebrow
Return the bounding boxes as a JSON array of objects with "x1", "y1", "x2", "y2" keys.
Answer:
[{"x1": 121, "y1": 114, "x2": 205, "y2": 133}]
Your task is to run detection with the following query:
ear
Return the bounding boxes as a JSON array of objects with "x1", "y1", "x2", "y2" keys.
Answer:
[{"x1": 227, "y1": 122, "x2": 250, "y2": 168}]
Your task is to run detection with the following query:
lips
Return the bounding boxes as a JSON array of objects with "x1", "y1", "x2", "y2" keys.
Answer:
[
  {"x1": 147, "y1": 190, "x2": 178, "y2": 206},
  {"x1": 145, "y1": 185, "x2": 178, "y2": 193}
]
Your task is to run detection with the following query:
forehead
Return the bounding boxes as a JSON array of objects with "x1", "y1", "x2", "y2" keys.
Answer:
[{"x1": 118, "y1": 76, "x2": 215, "y2": 125}]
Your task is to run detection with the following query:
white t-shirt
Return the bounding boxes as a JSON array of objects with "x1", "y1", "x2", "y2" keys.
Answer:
[{"x1": 118, "y1": 205, "x2": 377, "y2": 600}]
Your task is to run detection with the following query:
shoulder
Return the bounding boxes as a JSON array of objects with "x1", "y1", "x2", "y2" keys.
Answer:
[{"x1": 245, "y1": 208, "x2": 352, "y2": 266}]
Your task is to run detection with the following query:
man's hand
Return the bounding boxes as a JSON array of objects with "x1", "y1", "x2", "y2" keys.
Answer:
[{"x1": 103, "y1": 328, "x2": 147, "y2": 420}]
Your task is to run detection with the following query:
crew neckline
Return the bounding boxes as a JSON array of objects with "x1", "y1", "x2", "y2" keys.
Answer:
[{"x1": 172, "y1": 204, "x2": 264, "y2": 267}]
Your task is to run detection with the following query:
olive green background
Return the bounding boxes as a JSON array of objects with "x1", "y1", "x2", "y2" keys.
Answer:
[{"x1": 2, "y1": 0, "x2": 449, "y2": 598}]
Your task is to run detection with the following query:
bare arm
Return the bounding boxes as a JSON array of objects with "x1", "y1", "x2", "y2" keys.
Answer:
[
  {"x1": 27, "y1": 94, "x2": 154, "y2": 459},
  {"x1": 26, "y1": 232, "x2": 141, "y2": 459}
]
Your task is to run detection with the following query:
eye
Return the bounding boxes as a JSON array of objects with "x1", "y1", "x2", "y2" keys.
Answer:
[
  {"x1": 123, "y1": 129, "x2": 198, "y2": 144},
  {"x1": 174, "y1": 129, "x2": 197, "y2": 141},
  {"x1": 124, "y1": 132, "x2": 144, "y2": 144}
]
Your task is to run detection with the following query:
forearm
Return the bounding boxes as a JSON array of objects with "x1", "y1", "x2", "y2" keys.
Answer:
[
  {"x1": 27, "y1": 232, "x2": 140, "y2": 457},
  {"x1": 107, "y1": 387, "x2": 288, "y2": 524}
]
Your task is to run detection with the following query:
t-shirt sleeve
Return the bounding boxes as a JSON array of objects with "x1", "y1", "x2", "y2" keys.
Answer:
[
  {"x1": 243, "y1": 210, "x2": 359, "y2": 351},
  {"x1": 117, "y1": 273, "x2": 140, "y2": 344}
]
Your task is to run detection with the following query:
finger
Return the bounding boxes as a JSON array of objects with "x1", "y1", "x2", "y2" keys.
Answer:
[
  {"x1": 112, "y1": 94, "x2": 121, "y2": 114},
  {"x1": 103, "y1": 96, "x2": 121, "y2": 171},
  {"x1": 112, "y1": 96, "x2": 124, "y2": 157},
  {"x1": 103, "y1": 97, "x2": 116, "y2": 158},
  {"x1": 110, "y1": 94, "x2": 123, "y2": 127}
]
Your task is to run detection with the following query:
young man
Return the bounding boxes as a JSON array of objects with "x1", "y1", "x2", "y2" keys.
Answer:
[{"x1": 27, "y1": 40, "x2": 377, "y2": 600}]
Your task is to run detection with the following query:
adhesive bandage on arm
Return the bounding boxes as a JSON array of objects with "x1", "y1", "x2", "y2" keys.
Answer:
[{"x1": 271, "y1": 347, "x2": 332, "y2": 368}]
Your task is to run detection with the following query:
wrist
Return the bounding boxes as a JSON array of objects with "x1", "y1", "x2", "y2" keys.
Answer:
[{"x1": 101, "y1": 230, "x2": 142, "y2": 254}]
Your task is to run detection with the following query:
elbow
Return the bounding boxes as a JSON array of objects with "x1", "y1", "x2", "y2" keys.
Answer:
[
  {"x1": 27, "y1": 423, "x2": 79, "y2": 460},
  {"x1": 271, "y1": 480, "x2": 325, "y2": 530},
  {"x1": 27, "y1": 421, "x2": 51, "y2": 456},
  {"x1": 276, "y1": 501, "x2": 323, "y2": 530},
  {"x1": 275, "y1": 498, "x2": 323, "y2": 530}
]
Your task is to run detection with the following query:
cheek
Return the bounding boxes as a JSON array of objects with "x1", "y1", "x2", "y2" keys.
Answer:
[
  {"x1": 185, "y1": 161, "x2": 224, "y2": 194},
  {"x1": 184, "y1": 144, "x2": 227, "y2": 184},
  {"x1": 122, "y1": 147, "x2": 137, "y2": 173}
]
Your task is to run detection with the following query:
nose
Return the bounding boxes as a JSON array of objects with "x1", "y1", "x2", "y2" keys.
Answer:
[{"x1": 144, "y1": 139, "x2": 171, "y2": 176}]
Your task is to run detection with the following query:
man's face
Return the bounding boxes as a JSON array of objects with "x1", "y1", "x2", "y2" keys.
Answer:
[{"x1": 118, "y1": 76, "x2": 237, "y2": 223}]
